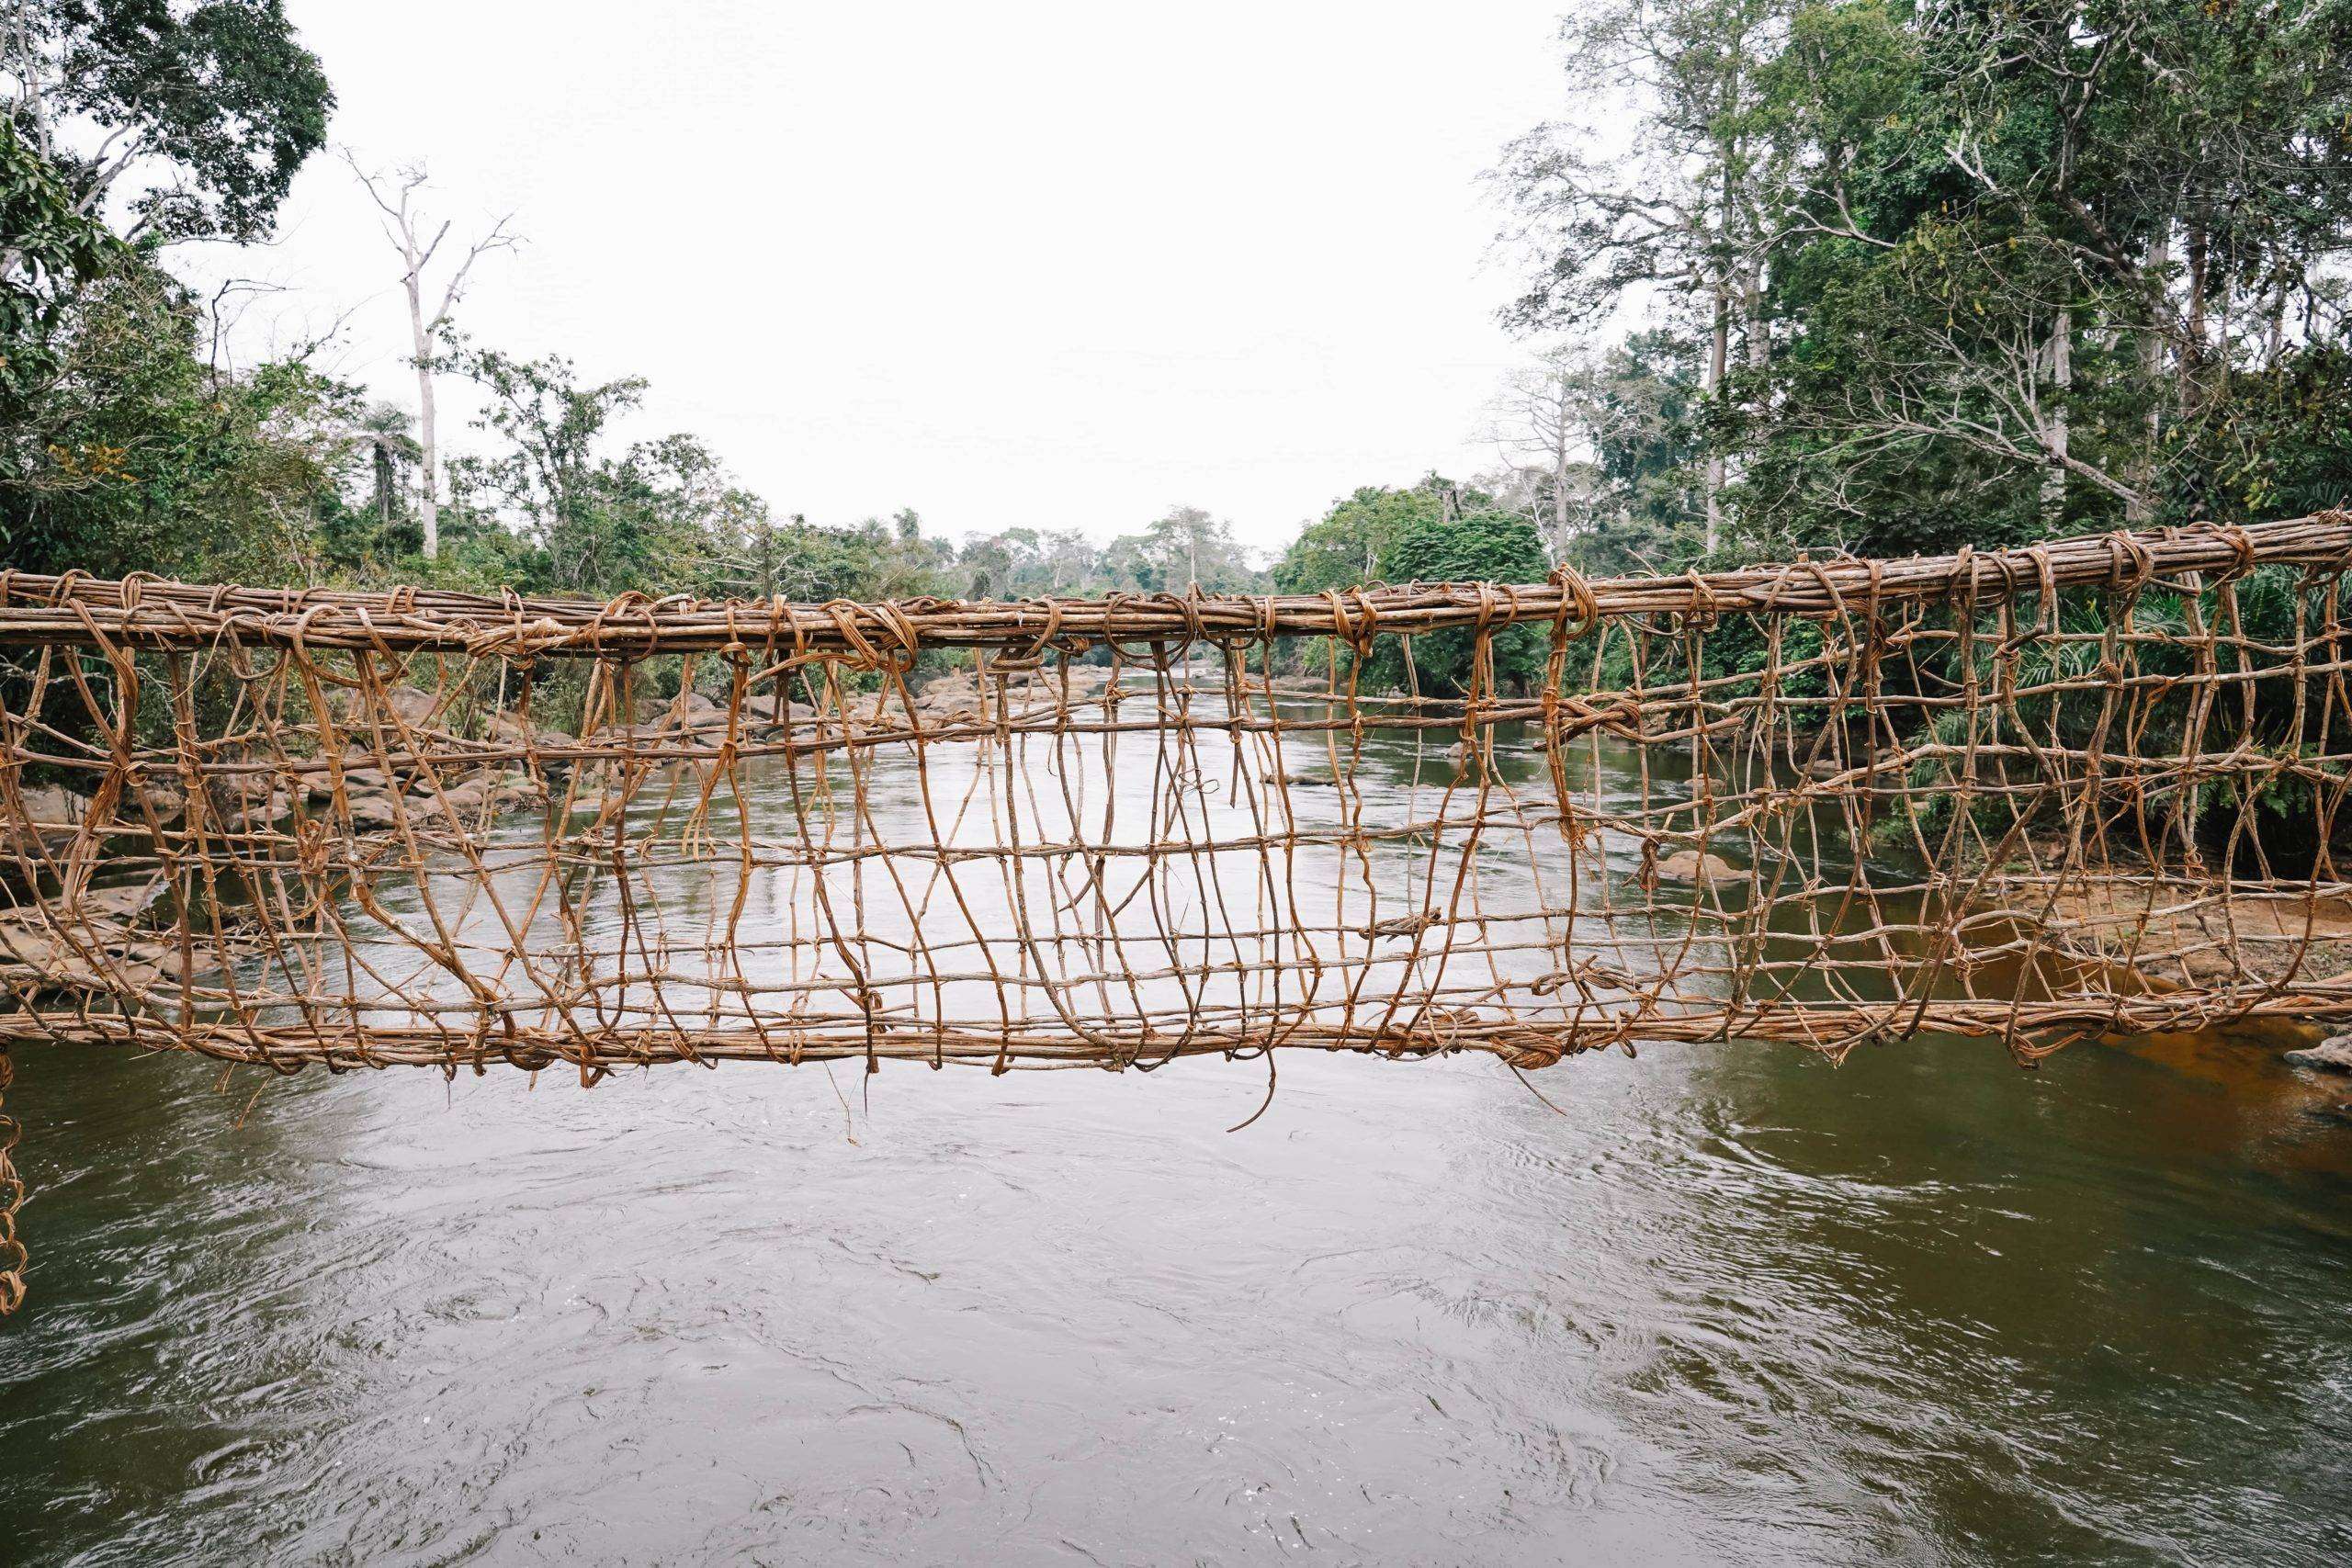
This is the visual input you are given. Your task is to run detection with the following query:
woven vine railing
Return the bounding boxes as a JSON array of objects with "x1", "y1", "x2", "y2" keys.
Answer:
[{"x1": 4, "y1": 512, "x2": 2352, "y2": 1307}]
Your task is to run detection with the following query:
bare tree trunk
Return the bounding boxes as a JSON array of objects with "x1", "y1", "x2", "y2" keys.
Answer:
[
  {"x1": 1703, "y1": 279, "x2": 1729, "y2": 554},
  {"x1": 1742, "y1": 259, "x2": 1767, "y2": 374},
  {"x1": 2041, "y1": 307, "x2": 2072, "y2": 526},
  {"x1": 344, "y1": 152, "x2": 516, "y2": 564},
  {"x1": 2132, "y1": 222, "x2": 2169, "y2": 523},
  {"x1": 2264, "y1": 272, "x2": 2290, "y2": 366},
  {"x1": 373, "y1": 446, "x2": 395, "y2": 525},
  {"x1": 1732, "y1": 259, "x2": 1768, "y2": 554},
  {"x1": 402, "y1": 265, "x2": 441, "y2": 559},
  {"x1": 1715, "y1": 108, "x2": 1762, "y2": 557},
  {"x1": 1550, "y1": 389, "x2": 1573, "y2": 558},
  {"x1": 2184, "y1": 215, "x2": 2209, "y2": 416}
]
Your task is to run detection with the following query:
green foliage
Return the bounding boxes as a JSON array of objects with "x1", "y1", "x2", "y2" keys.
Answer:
[
  {"x1": 20, "y1": 0, "x2": 334, "y2": 244},
  {"x1": 0, "y1": 265, "x2": 357, "y2": 580},
  {"x1": 1271, "y1": 477, "x2": 1521, "y2": 595},
  {"x1": 1564, "y1": 332, "x2": 1710, "y2": 572},
  {"x1": 0, "y1": 118, "x2": 123, "y2": 399},
  {"x1": 1503, "y1": 0, "x2": 2352, "y2": 566},
  {"x1": 0, "y1": 2, "x2": 339, "y2": 581},
  {"x1": 761, "y1": 513, "x2": 949, "y2": 603},
  {"x1": 1363, "y1": 509, "x2": 1553, "y2": 695},
  {"x1": 1102, "y1": 505, "x2": 1260, "y2": 594},
  {"x1": 1272, "y1": 483, "x2": 1442, "y2": 594},
  {"x1": 447, "y1": 344, "x2": 654, "y2": 592}
]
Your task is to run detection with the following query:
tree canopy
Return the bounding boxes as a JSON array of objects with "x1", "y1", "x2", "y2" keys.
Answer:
[
  {"x1": 1363, "y1": 507, "x2": 1553, "y2": 694},
  {"x1": 1496, "y1": 0, "x2": 2352, "y2": 562},
  {"x1": 5, "y1": 0, "x2": 333, "y2": 248}
]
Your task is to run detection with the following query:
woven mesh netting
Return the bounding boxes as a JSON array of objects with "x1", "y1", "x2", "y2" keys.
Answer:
[{"x1": 2, "y1": 516, "x2": 2350, "y2": 1090}]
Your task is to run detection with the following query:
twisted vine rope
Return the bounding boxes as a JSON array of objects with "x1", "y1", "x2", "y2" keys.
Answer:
[
  {"x1": 0, "y1": 513, "x2": 2349, "y2": 1311},
  {"x1": 0, "y1": 1047, "x2": 23, "y2": 1314}
]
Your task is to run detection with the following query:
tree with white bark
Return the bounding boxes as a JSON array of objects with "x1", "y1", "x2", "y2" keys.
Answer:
[
  {"x1": 1482, "y1": 345, "x2": 1615, "y2": 559},
  {"x1": 342, "y1": 151, "x2": 516, "y2": 561},
  {"x1": 1496, "y1": 0, "x2": 1792, "y2": 553}
]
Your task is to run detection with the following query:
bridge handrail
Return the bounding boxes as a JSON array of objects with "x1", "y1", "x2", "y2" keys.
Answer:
[{"x1": 1, "y1": 514, "x2": 2345, "y2": 657}]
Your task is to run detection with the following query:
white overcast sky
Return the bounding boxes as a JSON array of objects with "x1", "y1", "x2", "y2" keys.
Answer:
[{"x1": 205, "y1": 1, "x2": 1575, "y2": 553}]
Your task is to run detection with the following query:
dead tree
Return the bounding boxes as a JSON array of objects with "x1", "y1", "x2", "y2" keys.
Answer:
[{"x1": 343, "y1": 152, "x2": 516, "y2": 560}]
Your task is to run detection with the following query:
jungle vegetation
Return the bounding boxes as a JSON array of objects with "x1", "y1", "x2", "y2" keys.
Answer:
[{"x1": 1, "y1": 1, "x2": 2345, "y2": 697}]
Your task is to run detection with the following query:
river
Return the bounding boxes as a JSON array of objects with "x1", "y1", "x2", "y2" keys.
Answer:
[{"x1": 4, "y1": 711, "x2": 2351, "y2": 1564}]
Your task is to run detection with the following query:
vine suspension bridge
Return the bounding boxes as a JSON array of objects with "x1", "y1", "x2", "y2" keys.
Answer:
[{"x1": 4, "y1": 513, "x2": 2352, "y2": 1313}]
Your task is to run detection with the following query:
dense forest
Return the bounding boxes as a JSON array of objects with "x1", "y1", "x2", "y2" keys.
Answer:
[{"x1": 1, "y1": 1, "x2": 2346, "y2": 629}]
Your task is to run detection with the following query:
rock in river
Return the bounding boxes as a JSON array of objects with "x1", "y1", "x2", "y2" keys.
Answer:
[
  {"x1": 2285, "y1": 1034, "x2": 2352, "y2": 1073},
  {"x1": 1655, "y1": 849, "x2": 1754, "y2": 885}
]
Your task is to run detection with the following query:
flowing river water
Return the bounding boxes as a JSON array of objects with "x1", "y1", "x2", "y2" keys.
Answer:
[{"x1": 4, "y1": 718, "x2": 2352, "y2": 1564}]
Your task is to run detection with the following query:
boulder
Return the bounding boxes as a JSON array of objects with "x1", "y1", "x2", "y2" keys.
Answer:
[
  {"x1": 919, "y1": 695, "x2": 985, "y2": 727},
  {"x1": 633, "y1": 690, "x2": 733, "y2": 732},
  {"x1": 328, "y1": 760, "x2": 399, "y2": 795},
  {"x1": 492, "y1": 772, "x2": 548, "y2": 810},
  {"x1": 917, "y1": 672, "x2": 980, "y2": 702},
  {"x1": 377, "y1": 685, "x2": 442, "y2": 729},
  {"x1": 581, "y1": 721, "x2": 679, "y2": 749},
  {"x1": 392, "y1": 686, "x2": 436, "y2": 725},
  {"x1": 403, "y1": 770, "x2": 548, "y2": 824},
  {"x1": 0, "y1": 901, "x2": 212, "y2": 996},
  {"x1": 206, "y1": 775, "x2": 294, "y2": 831},
  {"x1": 18, "y1": 936, "x2": 198, "y2": 995},
  {"x1": 17, "y1": 782, "x2": 87, "y2": 824},
  {"x1": 341, "y1": 790, "x2": 404, "y2": 829},
  {"x1": 2285, "y1": 1034, "x2": 2352, "y2": 1073},
  {"x1": 488, "y1": 713, "x2": 573, "y2": 751},
  {"x1": 335, "y1": 683, "x2": 443, "y2": 732},
  {"x1": 64, "y1": 876, "x2": 165, "y2": 923},
  {"x1": 132, "y1": 780, "x2": 187, "y2": 821},
  {"x1": 430, "y1": 777, "x2": 493, "y2": 816},
  {"x1": 3, "y1": 782, "x2": 90, "y2": 856},
  {"x1": 447, "y1": 769, "x2": 538, "y2": 808},
  {"x1": 1655, "y1": 849, "x2": 1753, "y2": 885}
]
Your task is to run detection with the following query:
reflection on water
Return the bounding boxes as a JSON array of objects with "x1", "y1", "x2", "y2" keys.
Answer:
[{"x1": 6, "y1": 731, "x2": 2352, "y2": 1564}]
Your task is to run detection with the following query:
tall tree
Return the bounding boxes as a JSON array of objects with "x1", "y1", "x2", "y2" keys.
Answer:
[
  {"x1": 0, "y1": 115, "x2": 121, "y2": 404},
  {"x1": 351, "y1": 400, "x2": 416, "y2": 529},
  {"x1": 0, "y1": 3, "x2": 343, "y2": 580},
  {"x1": 2, "y1": 265, "x2": 357, "y2": 579},
  {"x1": 1364, "y1": 509, "x2": 1554, "y2": 695},
  {"x1": 0, "y1": 0, "x2": 331, "y2": 267},
  {"x1": 344, "y1": 152, "x2": 515, "y2": 560},
  {"x1": 452, "y1": 344, "x2": 652, "y2": 592},
  {"x1": 1497, "y1": 0, "x2": 1792, "y2": 551},
  {"x1": 1750, "y1": 0, "x2": 2352, "y2": 549},
  {"x1": 1483, "y1": 346, "x2": 1616, "y2": 558},
  {"x1": 1503, "y1": 0, "x2": 2352, "y2": 559},
  {"x1": 1114, "y1": 505, "x2": 1258, "y2": 594},
  {"x1": 1272, "y1": 478, "x2": 1482, "y2": 595}
]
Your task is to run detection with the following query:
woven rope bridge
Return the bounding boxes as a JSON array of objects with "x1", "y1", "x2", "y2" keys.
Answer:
[{"x1": 4, "y1": 513, "x2": 2352, "y2": 1308}]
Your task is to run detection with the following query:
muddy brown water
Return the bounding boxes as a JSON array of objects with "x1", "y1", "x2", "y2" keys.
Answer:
[{"x1": 4, "y1": 725, "x2": 2351, "y2": 1564}]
